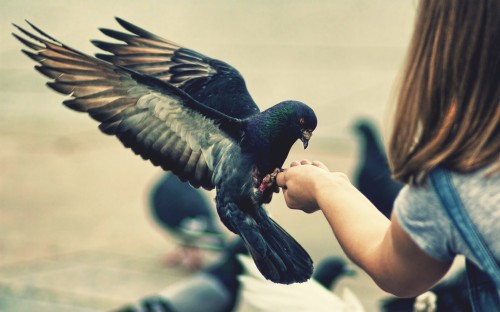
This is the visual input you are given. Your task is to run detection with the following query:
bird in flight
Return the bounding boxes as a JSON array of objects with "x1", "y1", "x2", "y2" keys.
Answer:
[{"x1": 13, "y1": 18, "x2": 317, "y2": 284}]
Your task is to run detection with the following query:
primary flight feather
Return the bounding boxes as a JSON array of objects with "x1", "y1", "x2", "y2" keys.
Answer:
[{"x1": 13, "y1": 18, "x2": 317, "y2": 284}]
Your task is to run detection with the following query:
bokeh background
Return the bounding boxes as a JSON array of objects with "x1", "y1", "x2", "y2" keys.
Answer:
[{"x1": 1, "y1": 1, "x2": 417, "y2": 311}]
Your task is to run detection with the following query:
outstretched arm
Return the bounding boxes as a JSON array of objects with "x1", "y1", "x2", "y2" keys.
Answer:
[{"x1": 276, "y1": 160, "x2": 452, "y2": 297}]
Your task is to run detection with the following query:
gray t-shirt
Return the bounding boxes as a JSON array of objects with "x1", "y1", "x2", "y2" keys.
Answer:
[{"x1": 394, "y1": 166, "x2": 499, "y2": 271}]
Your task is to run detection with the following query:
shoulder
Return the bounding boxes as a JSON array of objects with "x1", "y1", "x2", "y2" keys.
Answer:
[
  {"x1": 450, "y1": 166, "x2": 499, "y2": 214},
  {"x1": 395, "y1": 165, "x2": 500, "y2": 264},
  {"x1": 450, "y1": 166, "x2": 500, "y2": 262},
  {"x1": 394, "y1": 182, "x2": 455, "y2": 261}
]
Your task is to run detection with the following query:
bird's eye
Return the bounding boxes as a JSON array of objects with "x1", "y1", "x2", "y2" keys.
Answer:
[{"x1": 299, "y1": 118, "x2": 305, "y2": 125}]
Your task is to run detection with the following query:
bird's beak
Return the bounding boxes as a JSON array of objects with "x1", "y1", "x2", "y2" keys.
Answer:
[{"x1": 300, "y1": 129, "x2": 313, "y2": 149}]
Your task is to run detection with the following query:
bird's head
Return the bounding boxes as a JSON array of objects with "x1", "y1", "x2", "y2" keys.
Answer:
[
  {"x1": 244, "y1": 101, "x2": 317, "y2": 166},
  {"x1": 353, "y1": 119, "x2": 377, "y2": 142},
  {"x1": 313, "y1": 257, "x2": 356, "y2": 289},
  {"x1": 276, "y1": 100, "x2": 317, "y2": 149}
]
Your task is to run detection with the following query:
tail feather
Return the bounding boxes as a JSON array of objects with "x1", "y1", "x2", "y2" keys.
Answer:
[
  {"x1": 236, "y1": 210, "x2": 313, "y2": 284},
  {"x1": 216, "y1": 197, "x2": 313, "y2": 284}
]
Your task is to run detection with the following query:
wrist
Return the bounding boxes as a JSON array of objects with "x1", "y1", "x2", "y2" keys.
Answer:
[{"x1": 314, "y1": 171, "x2": 351, "y2": 209}]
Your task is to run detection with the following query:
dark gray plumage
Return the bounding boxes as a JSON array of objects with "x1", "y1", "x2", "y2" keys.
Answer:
[
  {"x1": 150, "y1": 174, "x2": 223, "y2": 249},
  {"x1": 13, "y1": 19, "x2": 316, "y2": 284},
  {"x1": 115, "y1": 239, "x2": 248, "y2": 312},
  {"x1": 312, "y1": 256, "x2": 356, "y2": 290}
]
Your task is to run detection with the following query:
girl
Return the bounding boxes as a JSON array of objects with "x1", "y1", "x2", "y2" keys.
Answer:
[{"x1": 276, "y1": 0, "x2": 499, "y2": 309}]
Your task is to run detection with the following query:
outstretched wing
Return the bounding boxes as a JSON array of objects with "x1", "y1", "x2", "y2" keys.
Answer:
[
  {"x1": 92, "y1": 17, "x2": 260, "y2": 119},
  {"x1": 13, "y1": 22, "x2": 238, "y2": 190}
]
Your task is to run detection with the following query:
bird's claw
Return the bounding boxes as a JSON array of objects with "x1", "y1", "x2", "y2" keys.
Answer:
[
  {"x1": 258, "y1": 168, "x2": 283, "y2": 194},
  {"x1": 163, "y1": 246, "x2": 204, "y2": 271}
]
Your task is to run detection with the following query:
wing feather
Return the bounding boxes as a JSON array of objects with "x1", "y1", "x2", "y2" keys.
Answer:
[
  {"x1": 13, "y1": 22, "x2": 238, "y2": 190},
  {"x1": 93, "y1": 17, "x2": 260, "y2": 119}
]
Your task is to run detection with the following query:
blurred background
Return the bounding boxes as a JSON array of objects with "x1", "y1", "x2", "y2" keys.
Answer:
[{"x1": 0, "y1": 1, "x2": 417, "y2": 311}]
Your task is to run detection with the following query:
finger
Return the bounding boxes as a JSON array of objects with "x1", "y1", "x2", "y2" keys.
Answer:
[
  {"x1": 312, "y1": 160, "x2": 329, "y2": 171},
  {"x1": 290, "y1": 160, "x2": 300, "y2": 167},
  {"x1": 276, "y1": 171, "x2": 286, "y2": 187},
  {"x1": 300, "y1": 159, "x2": 312, "y2": 165}
]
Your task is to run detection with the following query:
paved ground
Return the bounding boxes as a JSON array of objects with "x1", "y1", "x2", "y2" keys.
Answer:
[{"x1": 1, "y1": 1, "x2": 417, "y2": 311}]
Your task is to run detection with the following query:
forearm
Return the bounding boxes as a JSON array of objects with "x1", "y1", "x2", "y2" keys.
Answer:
[
  {"x1": 277, "y1": 163, "x2": 451, "y2": 296},
  {"x1": 314, "y1": 174, "x2": 451, "y2": 296},
  {"x1": 315, "y1": 174, "x2": 390, "y2": 279}
]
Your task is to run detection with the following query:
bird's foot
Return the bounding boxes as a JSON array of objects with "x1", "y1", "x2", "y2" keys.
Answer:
[
  {"x1": 257, "y1": 168, "x2": 283, "y2": 204},
  {"x1": 183, "y1": 247, "x2": 204, "y2": 271},
  {"x1": 163, "y1": 246, "x2": 204, "y2": 271},
  {"x1": 258, "y1": 168, "x2": 283, "y2": 193},
  {"x1": 163, "y1": 247, "x2": 184, "y2": 267}
]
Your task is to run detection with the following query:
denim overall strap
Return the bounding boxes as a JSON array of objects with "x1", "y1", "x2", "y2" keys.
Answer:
[{"x1": 428, "y1": 167, "x2": 500, "y2": 287}]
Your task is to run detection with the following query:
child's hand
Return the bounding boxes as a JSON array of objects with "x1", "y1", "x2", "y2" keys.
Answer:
[
  {"x1": 291, "y1": 159, "x2": 330, "y2": 170},
  {"x1": 276, "y1": 159, "x2": 332, "y2": 213}
]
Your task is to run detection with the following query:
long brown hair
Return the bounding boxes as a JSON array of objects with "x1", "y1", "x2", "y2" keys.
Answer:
[{"x1": 389, "y1": 0, "x2": 500, "y2": 184}]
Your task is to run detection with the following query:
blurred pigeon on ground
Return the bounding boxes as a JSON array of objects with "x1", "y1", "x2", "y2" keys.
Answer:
[
  {"x1": 13, "y1": 18, "x2": 316, "y2": 284},
  {"x1": 313, "y1": 256, "x2": 356, "y2": 290},
  {"x1": 150, "y1": 173, "x2": 225, "y2": 269},
  {"x1": 116, "y1": 251, "x2": 356, "y2": 312},
  {"x1": 352, "y1": 119, "x2": 403, "y2": 218},
  {"x1": 115, "y1": 238, "x2": 248, "y2": 312}
]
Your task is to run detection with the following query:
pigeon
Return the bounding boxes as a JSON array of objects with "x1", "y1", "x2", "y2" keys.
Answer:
[
  {"x1": 312, "y1": 257, "x2": 356, "y2": 290},
  {"x1": 115, "y1": 238, "x2": 248, "y2": 312},
  {"x1": 116, "y1": 247, "x2": 354, "y2": 312},
  {"x1": 352, "y1": 119, "x2": 403, "y2": 218},
  {"x1": 13, "y1": 19, "x2": 316, "y2": 284},
  {"x1": 150, "y1": 173, "x2": 225, "y2": 269}
]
